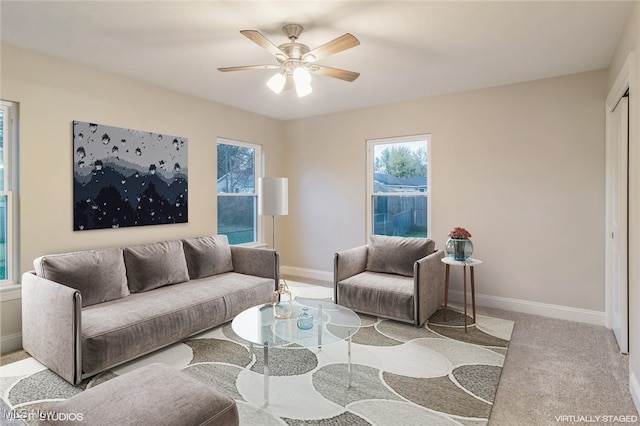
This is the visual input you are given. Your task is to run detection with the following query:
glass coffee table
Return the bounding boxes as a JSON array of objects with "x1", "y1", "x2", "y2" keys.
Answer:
[{"x1": 231, "y1": 298, "x2": 361, "y2": 405}]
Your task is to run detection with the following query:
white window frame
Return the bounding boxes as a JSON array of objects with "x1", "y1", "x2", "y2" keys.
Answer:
[
  {"x1": 216, "y1": 137, "x2": 263, "y2": 245},
  {"x1": 366, "y1": 134, "x2": 431, "y2": 238},
  {"x1": 0, "y1": 100, "x2": 19, "y2": 286}
]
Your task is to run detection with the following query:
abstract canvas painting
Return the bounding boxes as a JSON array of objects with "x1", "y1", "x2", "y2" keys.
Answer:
[{"x1": 73, "y1": 121, "x2": 188, "y2": 230}]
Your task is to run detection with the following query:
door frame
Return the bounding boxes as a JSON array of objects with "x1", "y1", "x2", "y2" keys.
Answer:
[{"x1": 605, "y1": 53, "x2": 634, "y2": 352}]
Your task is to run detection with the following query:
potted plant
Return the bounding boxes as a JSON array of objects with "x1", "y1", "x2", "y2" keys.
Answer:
[{"x1": 446, "y1": 227, "x2": 473, "y2": 261}]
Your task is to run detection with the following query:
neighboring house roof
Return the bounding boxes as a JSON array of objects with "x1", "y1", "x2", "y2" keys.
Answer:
[{"x1": 374, "y1": 173, "x2": 427, "y2": 193}]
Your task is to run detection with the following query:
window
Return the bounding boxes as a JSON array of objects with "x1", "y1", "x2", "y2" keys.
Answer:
[
  {"x1": 0, "y1": 100, "x2": 19, "y2": 285},
  {"x1": 217, "y1": 139, "x2": 262, "y2": 245},
  {"x1": 367, "y1": 134, "x2": 430, "y2": 238}
]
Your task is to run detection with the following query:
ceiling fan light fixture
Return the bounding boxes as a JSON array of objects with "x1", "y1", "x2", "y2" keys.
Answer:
[
  {"x1": 293, "y1": 66, "x2": 312, "y2": 97},
  {"x1": 266, "y1": 72, "x2": 286, "y2": 94}
]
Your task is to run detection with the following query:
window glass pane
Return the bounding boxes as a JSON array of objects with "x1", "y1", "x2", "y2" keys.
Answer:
[
  {"x1": 217, "y1": 195, "x2": 256, "y2": 244},
  {"x1": 217, "y1": 143, "x2": 255, "y2": 194},
  {"x1": 0, "y1": 108, "x2": 4, "y2": 190},
  {"x1": 369, "y1": 136, "x2": 429, "y2": 238},
  {"x1": 372, "y1": 195, "x2": 427, "y2": 238},
  {"x1": 373, "y1": 141, "x2": 426, "y2": 194},
  {"x1": 0, "y1": 195, "x2": 8, "y2": 280}
]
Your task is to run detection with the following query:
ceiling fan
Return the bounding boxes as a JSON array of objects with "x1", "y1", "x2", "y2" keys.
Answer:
[{"x1": 218, "y1": 24, "x2": 360, "y2": 97}]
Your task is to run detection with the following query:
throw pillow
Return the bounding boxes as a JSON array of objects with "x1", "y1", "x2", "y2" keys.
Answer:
[
  {"x1": 182, "y1": 235, "x2": 234, "y2": 279},
  {"x1": 365, "y1": 235, "x2": 435, "y2": 277},
  {"x1": 34, "y1": 248, "x2": 129, "y2": 307},
  {"x1": 124, "y1": 240, "x2": 190, "y2": 292}
]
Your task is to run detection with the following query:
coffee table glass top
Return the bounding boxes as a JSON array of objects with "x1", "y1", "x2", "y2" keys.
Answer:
[{"x1": 232, "y1": 298, "x2": 361, "y2": 348}]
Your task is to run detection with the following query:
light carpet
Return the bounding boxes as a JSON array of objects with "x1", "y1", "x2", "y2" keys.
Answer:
[{"x1": 0, "y1": 281, "x2": 513, "y2": 425}]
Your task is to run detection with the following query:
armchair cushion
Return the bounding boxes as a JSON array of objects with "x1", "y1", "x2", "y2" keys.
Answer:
[
  {"x1": 34, "y1": 248, "x2": 129, "y2": 307},
  {"x1": 182, "y1": 235, "x2": 234, "y2": 279},
  {"x1": 366, "y1": 235, "x2": 435, "y2": 277},
  {"x1": 124, "y1": 240, "x2": 189, "y2": 292},
  {"x1": 338, "y1": 271, "x2": 415, "y2": 322}
]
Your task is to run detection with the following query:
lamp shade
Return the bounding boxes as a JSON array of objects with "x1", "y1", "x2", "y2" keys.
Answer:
[
  {"x1": 258, "y1": 177, "x2": 288, "y2": 216},
  {"x1": 293, "y1": 67, "x2": 312, "y2": 97},
  {"x1": 266, "y1": 72, "x2": 286, "y2": 94}
]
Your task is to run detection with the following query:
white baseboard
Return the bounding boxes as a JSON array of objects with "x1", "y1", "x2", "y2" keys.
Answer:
[
  {"x1": 1, "y1": 332, "x2": 22, "y2": 354},
  {"x1": 283, "y1": 266, "x2": 606, "y2": 325},
  {"x1": 281, "y1": 265, "x2": 333, "y2": 283},
  {"x1": 631, "y1": 373, "x2": 640, "y2": 415},
  {"x1": 447, "y1": 290, "x2": 605, "y2": 326}
]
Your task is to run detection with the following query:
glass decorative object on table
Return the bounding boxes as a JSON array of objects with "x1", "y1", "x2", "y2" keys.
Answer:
[
  {"x1": 296, "y1": 307, "x2": 314, "y2": 330},
  {"x1": 272, "y1": 280, "x2": 292, "y2": 319},
  {"x1": 446, "y1": 238, "x2": 473, "y2": 261}
]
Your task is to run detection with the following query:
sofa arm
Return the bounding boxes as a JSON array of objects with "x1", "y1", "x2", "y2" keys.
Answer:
[
  {"x1": 22, "y1": 271, "x2": 82, "y2": 384},
  {"x1": 334, "y1": 245, "x2": 368, "y2": 283},
  {"x1": 334, "y1": 245, "x2": 368, "y2": 302},
  {"x1": 414, "y1": 249, "x2": 445, "y2": 326},
  {"x1": 230, "y1": 246, "x2": 279, "y2": 287}
]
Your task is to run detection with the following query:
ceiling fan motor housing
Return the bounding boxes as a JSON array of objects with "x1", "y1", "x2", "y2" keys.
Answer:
[{"x1": 279, "y1": 43, "x2": 310, "y2": 62}]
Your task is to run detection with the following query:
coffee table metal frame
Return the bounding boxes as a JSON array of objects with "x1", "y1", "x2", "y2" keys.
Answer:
[{"x1": 231, "y1": 298, "x2": 361, "y2": 406}]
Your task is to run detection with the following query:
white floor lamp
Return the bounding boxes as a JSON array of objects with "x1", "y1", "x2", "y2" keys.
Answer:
[{"x1": 258, "y1": 177, "x2": 288, "y2": 250}]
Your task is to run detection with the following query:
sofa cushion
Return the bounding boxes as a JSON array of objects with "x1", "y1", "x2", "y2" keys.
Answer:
[
  {"x1": 182, "y1": 235, "x2": 234, "y2": 279},
  {"x1": 366, "y1": 235, "x2": 435, "y2": 277},
  {"x1": 33, "y1": 248, "x2": 129, "y2": 307},
  {"x1": 80, "y1": 272, "x2": 274, "y2": 375},
  {"x1": 124, "y1": 240, "x2": 189, "y2": 293}
]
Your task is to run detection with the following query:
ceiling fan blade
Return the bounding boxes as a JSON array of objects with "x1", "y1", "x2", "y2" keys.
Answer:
[
  {"x1": 218, "y1": 64, "x2": 280, "y2": 72},
  {"x1": 304, "y1": 33, "x2": 360, "y2": 62},
  {"x1": 309, "y1": 64, "x2": 360, "y2": 82},
  {"x1": 240, "y1": 30, "x2": 287, "y2": 57}
]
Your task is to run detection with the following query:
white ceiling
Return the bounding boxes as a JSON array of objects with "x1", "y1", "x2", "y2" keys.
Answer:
[{"x1": 0, "y1": 1, "x2": 634, "y2": 121}]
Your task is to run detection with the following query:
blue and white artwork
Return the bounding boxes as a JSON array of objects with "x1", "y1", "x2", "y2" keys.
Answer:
[{"x1": 73, "y1": 121, "x2": 188, "y2": 230}]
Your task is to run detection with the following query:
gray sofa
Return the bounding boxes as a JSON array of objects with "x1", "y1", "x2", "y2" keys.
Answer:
[
  {"x1": 334, "y1": 235, "x2": 445, "y2": 326},
  {"x1": 22, "y1": 235, "x2": 278, "y2": 385}
]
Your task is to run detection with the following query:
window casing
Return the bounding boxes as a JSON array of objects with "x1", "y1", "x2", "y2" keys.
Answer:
[
  {"x1": 217, "y1": 138, "x2": 262, "y2": 245},
  {"x1": 0, "y1": 100, "x2": 19, "y2": 285},
  {"x1": 366, "y1": 134, "x2": 430, "y2": 238}
]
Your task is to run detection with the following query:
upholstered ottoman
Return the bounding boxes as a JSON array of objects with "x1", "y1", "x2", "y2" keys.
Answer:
[{"x1": 40, "y1": 363, "x2": 239, "y2": 426}]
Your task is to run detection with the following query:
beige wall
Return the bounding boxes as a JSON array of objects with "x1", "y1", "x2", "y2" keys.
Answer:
[
  {"x1": 0, "y1": 44, "x2": 285, "y2": 352},
  {"x1": 283, "y1": 70, "x2": 607, "y2": 319},
  {"x1": 0, "y1": 290, "x2": 21, "y2": 353},
  {"x1": 608, "y1": 1, "x2": 640, "y2": 414}
]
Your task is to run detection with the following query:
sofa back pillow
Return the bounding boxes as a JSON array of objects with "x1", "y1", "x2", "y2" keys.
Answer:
[
  {"x1": 365, "y1": 235, "x2": 435, "y2": 277},
  {"x1": 182, "y1": 235, "x2": 234, "y2": 279},
  {"x1": 34, "y1": 248, "x2": 129, "y2": 307},
  {"x1": 124, "y1": 240, "x2": 190, "y2": 293}
]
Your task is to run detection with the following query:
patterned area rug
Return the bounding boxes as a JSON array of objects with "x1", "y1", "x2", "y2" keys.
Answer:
[{"x1": 0, "y1": 281, "x2": 513, "y2": 425}]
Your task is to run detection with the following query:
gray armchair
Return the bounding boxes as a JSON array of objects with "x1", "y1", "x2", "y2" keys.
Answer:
[{"x1": 334, "y1": 235, "x2": 445, "y2": 326}]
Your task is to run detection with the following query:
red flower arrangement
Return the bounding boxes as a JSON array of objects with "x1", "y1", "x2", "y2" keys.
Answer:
[{"x1": 448, "y1": 227, "x2": 471, "y2": 239}]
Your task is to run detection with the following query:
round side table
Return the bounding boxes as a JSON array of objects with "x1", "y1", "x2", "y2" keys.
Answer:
[{"x1": 441, "y1": 257, "x2": 482, "y2": 332}]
